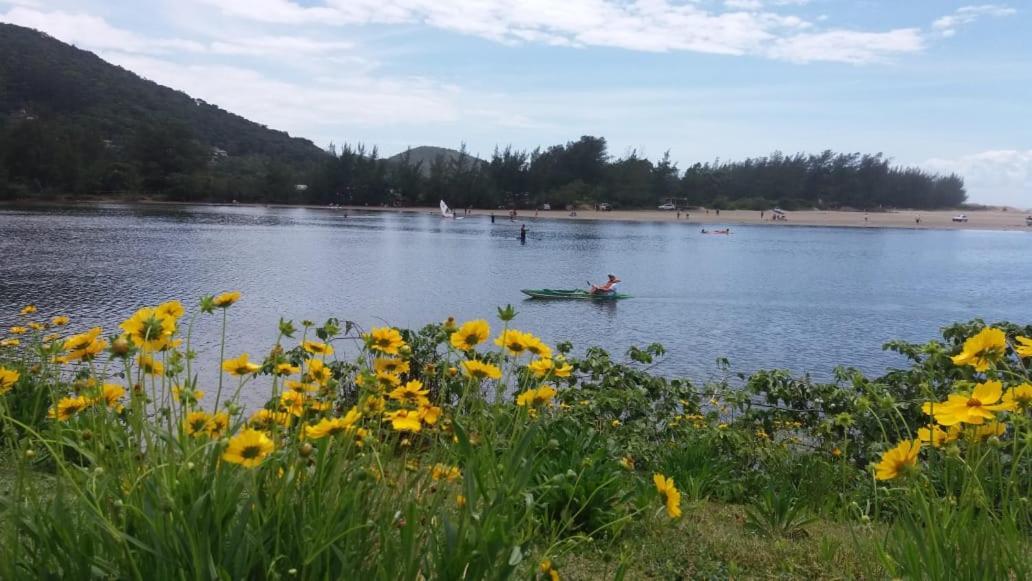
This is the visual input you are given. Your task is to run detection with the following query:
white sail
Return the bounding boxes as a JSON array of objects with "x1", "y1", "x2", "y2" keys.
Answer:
[{"x1": 440, "y1": 200, "x2": 454, "y2": 218}]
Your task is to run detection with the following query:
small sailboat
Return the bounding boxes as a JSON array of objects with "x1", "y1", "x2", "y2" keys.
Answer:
[{"x1": 440, "y1": 200, "x2": 463, "y2": 220}]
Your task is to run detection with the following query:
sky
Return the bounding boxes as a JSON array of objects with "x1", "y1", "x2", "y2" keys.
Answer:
[{"x1": 2, "y1": 0, "x2": 1030, "y2": 207}]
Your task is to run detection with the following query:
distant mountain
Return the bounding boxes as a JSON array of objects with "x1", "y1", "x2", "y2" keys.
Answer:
[{"x1": 385, "y1": 146, "x2": 485, "y2": 176}]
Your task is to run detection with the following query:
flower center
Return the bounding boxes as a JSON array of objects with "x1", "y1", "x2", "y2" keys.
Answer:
[
  {"x1": 241, "y1": 445, "x2": 262, "y2": 459},
  {"x1": 967, "y1": 398, "x2": 983, "y2": 407}
]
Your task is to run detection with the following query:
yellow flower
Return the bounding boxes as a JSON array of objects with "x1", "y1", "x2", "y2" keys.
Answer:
[
  {"x1": 375, "y1": 370, "x2": 402, "y2": 390},
  {"x1": 249, "y1": 409, "x2": 294, "y2": 429},
  {"x1": 389, "y1": 380, "x2": 430, "y2": 407},
  {"x1": 302, "y1": 340, "x2": 334, "y2": 356},
  {"x1": 653, "y1": 473, "x2": 682, "y2": 519},
  {"x1": 59, "y1": 333, "x2": 109, "y2": 363},
  {"x1": 280, "y1": 390, "x2": 306, "y2": 416},
  {"x1": 450, "y1": 320, "x2": 490, "y2": 350},
  {"x1": 365, "y1": 327, "x2": 405, "y2": 355},
  {"x1": 618, "y1": 456, "x2": 635, "y2": 470},
  {"x1": 206, "y1": 412, "x2": 230, "y2": 437},
  {"x1": 495, "y1": 329, "x2": 530, "y2": 356},
  {"x1": 0, "y1": 338, "x2": 20, "y2": 348},
  {"x1": 222, "y1": 428, "x2": 274, "y2": 468},
  {"x1": 419, "y1": 404, "x2": 442, "y2": 426},
  {"x1": 184, "y1": 411, "x2": 212, "y2": 436},
  {"x1": 527, "y1": 358, "x2": 554, "y2": 378},
  {"x1": 8, "y1": 326, "x2": 28, "y2": 335},
  {"x1": 456, "y1": 494, "x2": 467, "y2": 509},
  {"x1": 274, "y1": 362, "x2": 300, "y2": 376},
  {"x1": 385, "y1": 409, "x2": 422, "y2": 432},
  {"x1": 539, "y1": 560, "x2": 560, "y2": 581},
  {"x1": 922, "y1": 380, "x2": 1016, "y2": 426},
  {"x1": 137, "y1": 354, "x2": 164, "y2": 376},
  {"x1": 222, "y1": 353, "x2": 261, "y2": 376},
  {"x1": 284, "y1": 380, "x2": 317, "y2": 393},
  {"x1": 916, "y1": 424, "x2": 961, "y2": 448},
  {"x1": 27, "y1": 322, "x2": 45, "y2": 331},
  {"x1": 374, "y1": 357, "x2": 410, "y2": 375},
  {"x1": 305, "y1": 408, "x2": 362, "y2": 439},
  {"x1": 19, "y1": 305, "x2": 37, "y2": 315},
  {"x1": 49, "y1": 395, "x2": 93, "y2": 422},
  {"x1": 950, "y1": 327, "x2": 1006, "y2": 371},
  {"x1": 50, "y1": 315, "x2": 71, "y2": 326},
  {"x1": 0, "y1": 367, "x2": 20, "y2": 394},
  {"x1": 873, "y1": 439, "x2": 922, "y2": 480},
  {"x1": 431, "y1": 463, "x2": 462, "y2": 482},
  {"x1": 1015, "y1": 336, "x2": 1032, "y2": 358},
  {"x1": 305, "y1": 358, "x2": 332, "y2": 385},
  {"x1": 212, "y1": 291, "x2": 242, "y2": 308},
  {"x1": 462, "y1": 359, "x2": 502, "y2": 380},
  {"x1": 516, "y1": 385, "x2": 557, "y2": 408},
  {"x1": 156, "y1": 300, "x2": 185, "y2": 320},
  {"x1": 968, "y1": 421, "x2": 1006, "y2": 441},
  {"x1": 99, "y1": 384, "x2": 125, "y2": 412},
  {"x1": 120, "y1": 307, "x2": 176, "y2": 352},
  {"x1": 361, "y1": 395, "x2": 386, "y2": 414},
  {"x1": 1002, "y1": 383, "x2": 1032, "y2": 411},
  {"x1": 63, "y1": 327, "x2": 103, "y2": 352},
  {"x1": 524, "y1": 335, "x2": 552, "y2": 359},
  {"x1": 553, "y1": 358, "x2": 573, "y2": 378}
]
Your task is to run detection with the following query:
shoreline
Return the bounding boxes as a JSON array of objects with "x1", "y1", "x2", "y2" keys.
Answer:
[{"x1": 4, "y1": 198, "x2": 1032, "y2": 232}]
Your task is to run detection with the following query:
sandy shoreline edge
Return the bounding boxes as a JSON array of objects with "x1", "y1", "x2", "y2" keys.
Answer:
[{"x1": 4, "y1": 199, "x2": 1032, "y2": 232}]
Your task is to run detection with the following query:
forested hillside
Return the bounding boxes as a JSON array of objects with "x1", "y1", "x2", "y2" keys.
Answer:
[{"x1": 0, "y1": 23, "x2": 966, "y2": 209}]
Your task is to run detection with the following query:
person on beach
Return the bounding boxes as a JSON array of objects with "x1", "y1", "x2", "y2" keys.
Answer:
[
  {"x1": 760, "y1": 210, "x2": 764, "y2": 220},
  {"x1": 490, "y1": 212, "x2": 495, "y2": 223},
  {"x1": 589, "y1": 274, "x2": 621, "y2": 295},
  {"x1": 520, "y1": 224, "x2": 527, "y2": 243}
]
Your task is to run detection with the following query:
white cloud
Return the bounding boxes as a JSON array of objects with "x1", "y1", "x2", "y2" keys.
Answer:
[
  {"x1": 923, "y1": 150, "x2": 1032, "y2": 208},
  {"x1": 193, "y1": 0, "x2": 922, "y2": 64},
  {"x1": 0, "y1": 6, "x2": 203, "y2": 53},
  {"x1": 932, "y1": 4, "x2": 1016, "y2": 37}
]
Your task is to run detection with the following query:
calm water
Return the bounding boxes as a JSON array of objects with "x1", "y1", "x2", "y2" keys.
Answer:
[{"x1": 1, "y1": 203, "x2": 1030, "y2": 394}]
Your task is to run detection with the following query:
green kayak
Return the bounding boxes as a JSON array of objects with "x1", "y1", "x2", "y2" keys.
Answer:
[{"x1": 521, "y1": 289, "x2": 631, "y2": 300}]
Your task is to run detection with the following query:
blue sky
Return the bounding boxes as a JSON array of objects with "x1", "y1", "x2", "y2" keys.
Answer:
[{"x1": 3, "y1": 0, "x2": 1030, "y2": 206}]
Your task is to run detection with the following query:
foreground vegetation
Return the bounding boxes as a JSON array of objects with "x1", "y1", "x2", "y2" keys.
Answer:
[{"x1": 0, "y1": 297, "x2": 1029, "y2": 579}]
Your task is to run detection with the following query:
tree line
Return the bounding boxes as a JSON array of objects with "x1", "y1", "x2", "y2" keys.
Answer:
[{"x1": 0, "y1": 123, "x2": 966, "y2": 210}]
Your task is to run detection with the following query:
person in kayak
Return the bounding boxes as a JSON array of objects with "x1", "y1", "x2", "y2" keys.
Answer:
[{"x1": 589, "y1": 274, "x2": 621, "y2": 295}]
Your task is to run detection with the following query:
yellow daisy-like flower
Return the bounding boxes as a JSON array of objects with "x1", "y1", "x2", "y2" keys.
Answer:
[
  {"x1": 495, "y1": 329, "x2": 530, "y2": 356},
  {"x1": 430, "y1": 463, "x2": 462, "y2": 482},
  {"x1": 516, "y1": 385, "x2": 557, "y2": 408},
  {"x1": 450, "y1": 319, "x2": 490, "y2": 351},
  {"x1": 419, "y1": 403, "x2": 442, "y2": 426},
  {"x1": 304, "y1": 408, "x2": 362, "y2": 439},
  {"x1": 365, "y1": 327, "x2": 406, "y2": 355},
  {"x1": 48, "y1": 395, "x2": 93, "y2": 422},
  {"x1": 1012, "y1": 335, "x2": 1032, "y2": 358},
  {"x1": 302, "y1": 340, "x2": 334, "y2": 356},
  {"x1": 99, "y1": 384, "x2": 126, "y2": 412},
  {"x1": 389, "y1": 380, "x2": 430, "y2": 407},
  {"x1": 0, "y1": 338, "x2": 20, "y2": 348},
  {"x1": 950, "y1": 327, "x2": 1007, "y2": 371},
  {"x1": 0, "y1": 367, "x2": 20, "y2": 394},
  {"x1": 524, "y1": 335, "x2": 552, "y2": 359},
  {"x1": 27, "y1": 322, "x2": 45, "y2": 331},
  {"x1": 462, "y1": 359, "x2": 502, "y2": 381},
  {"x1": 1001, "y1": 383, "x2": 1031, "y2": 411},
  {"x1": 373, "y1": 357, "x2": 410, "y2": 375},
  {"x1": 184, "y1": 411, "x2": 212, "y2": 436},
  {"x1": 120, "y1": 307, "x2": 176, "y2": 352},
  {"x1": 156, "y1": 300, "x2": 185, "y2": 320},
  {"x1": 9, "y1": 326, "x2": 28, "y2": 335},
  {"x1": 137, "y1": 353, "x2": 164, "y2": 376},
  {"x1": 527, "y1": 358, "x2": 554, "y2": 378},
  {"x1": 280, "y1": 390, "x2": 307, "y2": 417},
  {"x1": 539, "y1": 560, "x2": 560, "y2": 581},
  {"x1": 50, "y1": 315, "x2": 71, "y2": 326},
  {"x1": 249, "y1": 408, "x2": 294, "y2": 429},
  {"x1": 59, "y1": 335, "x2": 109, "y2": 363},
  {"x1": 222, "y1": 428, "x2": 274, "y2": 468},
  {"x1": 385, "y1": 409, "x2": 422, "y2": 432},
  {"x1": 916, "y1": 424, "x2": 961, "y2": 448},
  {"x1": 284, "y1": 380, "x2": 318, "y2": 393},
  {"x1": 361, "y1": 395, "x2": 386, "y2": 414},
  {"x1": 212, "y1": 291, "x2": 242, "y2": 308},
  {"x1": 968, "y1": 421, "x2": 1007, "y2": 441},
  {"x1": 873, "y1": 439, "x2": 922, "y2": 480},
  {"x1": 274, "y1": 362, "x2": 300, "y2": 376},
  {"x1": 222, "y1": 353, "x2": 261, "y2": 376},
  {"x1": 19, "y1": 305, "x2": 37, "y2": 315},
  {"x1": 206, "y1": 412, "x2": 230, "y2": 437},
  {"x1": 375, "y1": 370, "x2": 402, "y2": 390},
  {"x1": 653, "y1": 473, "x2": 682, "y2": 519},
  {"x1": 305, "y1": 358, "x2": 332, "y2": 385},
  {"x1": 922, "y1": 380, "x2": 1016, "y2": 426},
  {"x1": 552, "y1": 358, "x2": 573, "y2": 378},
  {"x1": 618, "y1": 456, "x2": 635, "y2": 470}
]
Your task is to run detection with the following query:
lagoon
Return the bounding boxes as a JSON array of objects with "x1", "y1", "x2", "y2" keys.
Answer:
[{"x1": 1, "y1": 203, "x2": 1029, "y2": 392}]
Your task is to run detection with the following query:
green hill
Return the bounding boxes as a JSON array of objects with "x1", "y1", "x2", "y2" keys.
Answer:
[
  {"x1": 385, "y1": 146, "x2": 485, "y2": 177},
  {"x1": 0, "y1": 23, "x2": 327, "y2": 200}
]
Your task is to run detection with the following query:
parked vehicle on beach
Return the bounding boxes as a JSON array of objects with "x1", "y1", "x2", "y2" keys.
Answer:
[
  {"x1": 952, "y1": 214, "x2": 968, "y2": 223},
  {"x1": 658, "y1": 203, "x2": 676, "y2": 210}
]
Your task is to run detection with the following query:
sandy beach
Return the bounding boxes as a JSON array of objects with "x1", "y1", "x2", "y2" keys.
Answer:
[{"x1": 344, "y1": 205, "x2": 1032, "y2": 232}]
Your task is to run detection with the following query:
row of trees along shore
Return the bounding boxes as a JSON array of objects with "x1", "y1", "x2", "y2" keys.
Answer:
[{"x1": 0, "y1": 125, "x2": 966, "y2": 210}]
